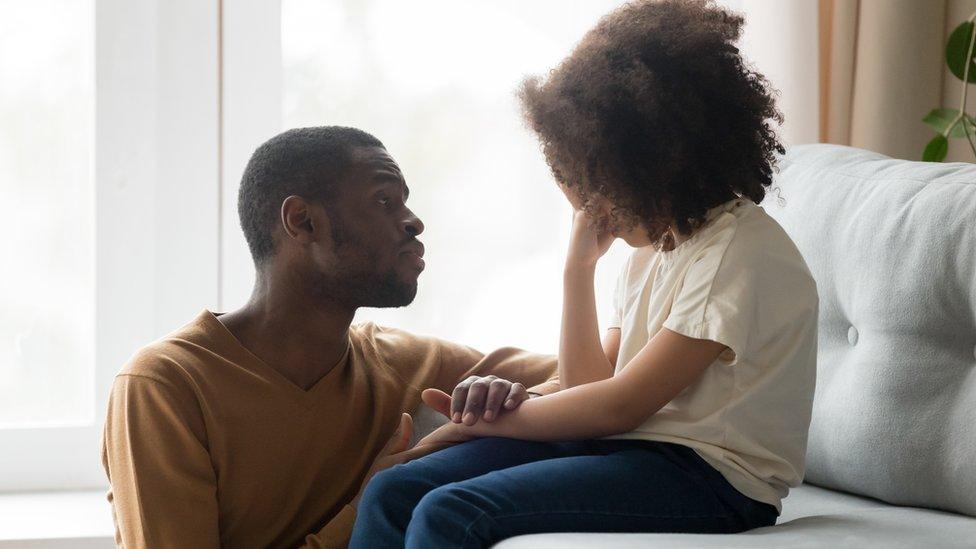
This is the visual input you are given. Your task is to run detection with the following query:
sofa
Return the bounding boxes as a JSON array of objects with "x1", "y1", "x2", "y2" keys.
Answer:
[{"x1": 414, "y1": 144, "x2": 976, "y2": 547}]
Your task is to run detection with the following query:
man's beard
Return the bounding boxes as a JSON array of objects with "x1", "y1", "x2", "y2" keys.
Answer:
[
  {"x1": 325, "y1": 262, "x2": 417, "y2": 308},
  {"x1": 309, "y1": 214, "x2": 418, "y2": 308}
]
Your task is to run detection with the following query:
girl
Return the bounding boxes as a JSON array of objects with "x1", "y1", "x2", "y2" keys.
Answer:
[{"x1": 350, "y1": 1, "x2": 818, "y2": 547}]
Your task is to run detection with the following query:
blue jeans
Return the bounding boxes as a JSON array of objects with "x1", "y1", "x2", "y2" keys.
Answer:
[{"x1": 350, "y1": 437, "x2": 778, "y2": 549}]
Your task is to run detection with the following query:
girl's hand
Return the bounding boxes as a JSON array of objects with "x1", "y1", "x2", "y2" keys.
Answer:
[
  {"x1": 567, "y1": 210, "x2": 615, "y2": 269},
  {"x1": 416, "y1": 421, "x2": 476, "y2": 448}
]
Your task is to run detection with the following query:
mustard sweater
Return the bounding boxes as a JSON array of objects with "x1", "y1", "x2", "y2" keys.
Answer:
[{"x1": 101, "y1": 310, "x2": 558, "y2": 548}]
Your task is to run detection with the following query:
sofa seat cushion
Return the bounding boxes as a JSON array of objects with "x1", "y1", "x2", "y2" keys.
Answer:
[{"x1": 493, "y1": 484, "x2": 976, "y2": 548}]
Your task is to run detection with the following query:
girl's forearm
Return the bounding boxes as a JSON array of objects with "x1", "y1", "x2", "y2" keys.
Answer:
[
  {"x1": 463, "y1": 377, "x2": 637, "y2": 441},
  {"x1": 559, "y1": 265, "x2": 614, "y2": 388}
]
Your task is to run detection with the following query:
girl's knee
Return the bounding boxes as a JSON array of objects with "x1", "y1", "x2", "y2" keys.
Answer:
[
  {"x1": 413, "y1": 482, "x2": 488, "y2": 521},
  {"x1": 409, "y1": 484, "x2": 498, "y2": 548},
  {"x1": 359, "y1": 465, "x2": 413, "y2": 507}
]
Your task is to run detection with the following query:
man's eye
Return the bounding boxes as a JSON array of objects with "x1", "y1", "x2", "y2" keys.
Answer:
[{"x1": 377, "y1": 196, "x2": 391, "y2": 206}]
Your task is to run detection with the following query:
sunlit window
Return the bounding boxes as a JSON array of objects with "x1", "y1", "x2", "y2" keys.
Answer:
[
  {"x1": 0, "y1": 1, "x2": 94, "y2": 426},
  {"x1": 281, "y1": 0, "x2": 630, "y2": 353}
]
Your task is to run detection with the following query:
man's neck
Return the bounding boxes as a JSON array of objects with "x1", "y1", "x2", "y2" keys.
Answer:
[{"x1": 218, "y1": 272, "x2": 356, "y2": 391}]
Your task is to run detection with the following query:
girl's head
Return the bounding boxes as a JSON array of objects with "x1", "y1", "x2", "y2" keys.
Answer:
[{"x1": 519, "y1": 0, "x2": 784, "y2": 249}]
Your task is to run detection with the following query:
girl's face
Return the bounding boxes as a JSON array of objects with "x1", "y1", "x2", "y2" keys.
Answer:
[
  {"x1": 616, "y1": 223, "x2": 652, "y2": 248},
  {"x1": 556, "y1": 181, "x2": 654, "y2": 248}
]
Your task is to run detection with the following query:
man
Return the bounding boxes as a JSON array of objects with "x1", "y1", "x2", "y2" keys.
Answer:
[{"x1": 101, "y1": 127, "x2": 559, "y2": 548}]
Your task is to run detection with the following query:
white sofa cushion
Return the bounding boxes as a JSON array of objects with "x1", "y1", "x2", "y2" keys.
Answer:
[
  {"x1": 495, "y1": 484, "x2": 976, "y2": 548},
  {"x1": 764, "y1": 144, "x2": 976, "y2": 517}
]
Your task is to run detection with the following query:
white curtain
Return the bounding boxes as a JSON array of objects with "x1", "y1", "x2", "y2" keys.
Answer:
[{"x1": 724, "y1": 0, "x2": 976, "y2": 163}]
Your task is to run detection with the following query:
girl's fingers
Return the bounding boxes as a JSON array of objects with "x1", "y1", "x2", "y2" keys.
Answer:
[{"x1": 421, "y1": 388, "x2": 452, "y2": 418}]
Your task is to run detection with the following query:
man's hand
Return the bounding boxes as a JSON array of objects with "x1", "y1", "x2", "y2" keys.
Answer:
[
  {"x1": 427, "y1": 376, "x2": 531, "y2": 426},
  {"x1": 352, "y1": 413, "x2": 451, "y2": 507}
]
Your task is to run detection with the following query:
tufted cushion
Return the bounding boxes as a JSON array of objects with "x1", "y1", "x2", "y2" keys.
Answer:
[{"x1": 764, "y1": 144, "x2": 976, "y2": 517}]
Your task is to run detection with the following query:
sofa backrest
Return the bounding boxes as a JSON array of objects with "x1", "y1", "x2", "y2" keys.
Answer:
[{"x1": 766, "y1": 144, "x2": 976, "y2": 516}]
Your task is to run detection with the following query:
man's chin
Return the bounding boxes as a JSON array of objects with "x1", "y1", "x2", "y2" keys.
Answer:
[
  {"x1": 387, "y1": 282, "x2": 418, "y2": 308},
  {"x1": 361, "y1": 280, "x2": 417, "y2": 308}
]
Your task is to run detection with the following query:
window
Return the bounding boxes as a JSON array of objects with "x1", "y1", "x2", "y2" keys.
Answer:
[
  {"x1": 0, "y1": 0, "x2": 810, "y2": 496},
  {"x1": 2, "y1": 0, "x2": 220, "y2": 492},
  {"x1": 263, "y1": 0, "x2": 632, "y2": 354},
  {"x1": 0, "y1": 2, "x2": 94, "y2": 427}
]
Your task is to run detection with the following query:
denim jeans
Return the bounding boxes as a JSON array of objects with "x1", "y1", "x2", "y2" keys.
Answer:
[{"x1": 350, "y1": 437, "x2": 778, "y2": 549}]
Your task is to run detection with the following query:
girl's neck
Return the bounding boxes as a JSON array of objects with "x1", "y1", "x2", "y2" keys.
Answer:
[{"x1": 670, "y1": 227, "x2": 693, "y2": 247}]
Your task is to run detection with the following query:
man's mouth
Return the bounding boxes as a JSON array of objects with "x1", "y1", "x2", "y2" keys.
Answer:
[{"x1": 399, "y1": 242, "x2": 425, "y2": 272}]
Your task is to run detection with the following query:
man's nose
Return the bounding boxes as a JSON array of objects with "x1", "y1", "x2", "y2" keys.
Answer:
[{"x1": 404, "y1": 209, "x2": 424, "y2": 237}]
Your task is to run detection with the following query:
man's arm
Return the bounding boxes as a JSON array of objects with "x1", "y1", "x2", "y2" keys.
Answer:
[
  {"x1": 102, "y1": 374, "x2": 220, "y2": 548},
  {"x1": 299, "y1": 506, "x2": 357, "y2": 549},
  {"x1": 435, "y1": 342, "x2": 559, "y2": 397},
  {"x1": 299, "y1": 415, "x2": 454, "y2": 549}
]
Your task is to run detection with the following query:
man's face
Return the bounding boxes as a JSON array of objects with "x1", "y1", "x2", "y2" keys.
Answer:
[{"x1": 307, "y1": 146, "x2": 425, "y2": 308}]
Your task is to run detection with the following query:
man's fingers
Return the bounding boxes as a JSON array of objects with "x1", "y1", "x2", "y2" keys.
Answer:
[
  {"x1": 503, "y1": 382, "x2": 529, "y2": 410},
  {"x1": 383, "y1": 413, "x2": 412, "y2": 456},
  {"x1": 461, "y1": 378, "x2": 492, "y2": 425},
  {"x1": 482, "y1": 379, "x2": 511, "y2": 421},
  {"x1": 421, "y1": 389, "x2": 452, "y2": 418},
  {"x1": 450, "y1": 378, "x2": 475, "y2": 423}
]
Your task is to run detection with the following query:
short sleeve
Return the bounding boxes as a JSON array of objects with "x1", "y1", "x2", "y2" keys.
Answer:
[
  {"x1": 102, "y1": 373, "x2": 220, "y2": 548},
  {"x1": 607, "y1": 256, "x2": 631, "y2": 330},
  {"x1": 662, "y1": 239, "x2": 756, "y2": 365}
]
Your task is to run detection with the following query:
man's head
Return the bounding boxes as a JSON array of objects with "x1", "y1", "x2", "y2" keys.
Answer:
[{"x1": 238, "y1": 126, "x2": 425, "y2": 309}]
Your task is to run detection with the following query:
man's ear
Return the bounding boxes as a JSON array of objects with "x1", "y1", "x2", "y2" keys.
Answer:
[{"x1": 280, "y1": 195, "x2": 328, "y2": 246}]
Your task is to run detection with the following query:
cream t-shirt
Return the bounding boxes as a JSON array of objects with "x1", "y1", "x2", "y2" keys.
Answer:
[{"x1": 605, "y1": 197, "x2": 819, "y2": 512}]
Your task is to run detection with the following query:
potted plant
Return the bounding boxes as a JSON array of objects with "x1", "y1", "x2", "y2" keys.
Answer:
[{"x1": 923, "y1": 14, "x2": 976, "y2": 162}]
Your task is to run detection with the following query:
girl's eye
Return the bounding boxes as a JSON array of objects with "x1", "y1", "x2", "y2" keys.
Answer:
[{"x1": 377, "y1": 196, "x2": 391, "y2": 206}]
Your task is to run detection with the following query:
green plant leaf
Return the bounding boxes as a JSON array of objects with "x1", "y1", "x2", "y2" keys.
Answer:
[
  {"x1": 922, "y1": 108, "x2": 976, "y2": 138},
  {"x1": 922, "y1": 134, "x2": 949, "y2": 162},
  {"x1": 946, "y1": 21, "x2": 976, "y2": 82}
]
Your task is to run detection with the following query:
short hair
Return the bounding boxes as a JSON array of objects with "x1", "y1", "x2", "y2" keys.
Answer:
[
  {"x1": 518, "y1": 0, "x2": 784, "y2": 248},
  {"x1": 238, "y1": 126, "x2": 384, "y2": 264}
]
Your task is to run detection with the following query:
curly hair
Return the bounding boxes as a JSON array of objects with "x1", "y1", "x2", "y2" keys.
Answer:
[{"x1": 519, "y1": 0, "x2": 784, "y2": 249}]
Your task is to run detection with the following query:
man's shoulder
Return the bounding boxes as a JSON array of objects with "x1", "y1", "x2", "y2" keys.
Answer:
[
  {"x1": 118, "y1": 338, "x2": 192, "y2": 386},
  {"x1": 351, "y1": 322, "x2": 478, "y2": 372},
  {"x1": 116, "y1": 311, "x2": 218, "y2": 390},
  {"x1": 351, "y1": 321, "x2": 442, "y2": 350}
]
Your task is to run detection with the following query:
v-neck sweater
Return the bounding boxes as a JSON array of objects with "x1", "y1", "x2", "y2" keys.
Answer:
[{"x1": 101, "y1": 310, "x2": 558, "y2": 548}]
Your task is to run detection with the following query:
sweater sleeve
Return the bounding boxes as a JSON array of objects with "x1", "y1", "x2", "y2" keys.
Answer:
[
  {"x1": 299, "y1": 504, "x2": 356, "y2": 549},
  {"x1": 435, "y1": 342, "x2": 560, "y2": 397},
  {"x1": 102, "y1": 374, "x2": 219, "y2": 549}
]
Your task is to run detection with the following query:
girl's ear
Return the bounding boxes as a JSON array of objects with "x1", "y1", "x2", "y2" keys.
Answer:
[{"x1": 591, "y1": 195, "x2": 614, "y2": 218}]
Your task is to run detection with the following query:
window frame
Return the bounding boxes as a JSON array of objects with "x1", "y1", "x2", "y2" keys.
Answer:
[{"x1": 0, "y1": 0, "x2": 221, "y2": 491}]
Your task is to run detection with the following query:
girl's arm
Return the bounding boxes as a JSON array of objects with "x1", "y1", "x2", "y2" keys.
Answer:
[
  {"x1": 420, "y1": 327, "x2": 727, "y2": 444},
  {"x1": 559, "y1": 266, "x2": 616, "y2": 387},
  {"x1": 558, "y1": 211, "x2": 618, "y2": 388}
]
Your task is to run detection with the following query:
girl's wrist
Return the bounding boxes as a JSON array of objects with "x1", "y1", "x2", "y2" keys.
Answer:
[{"x1": 564, "y1": 260, "x2": 598, "y2": 277}]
